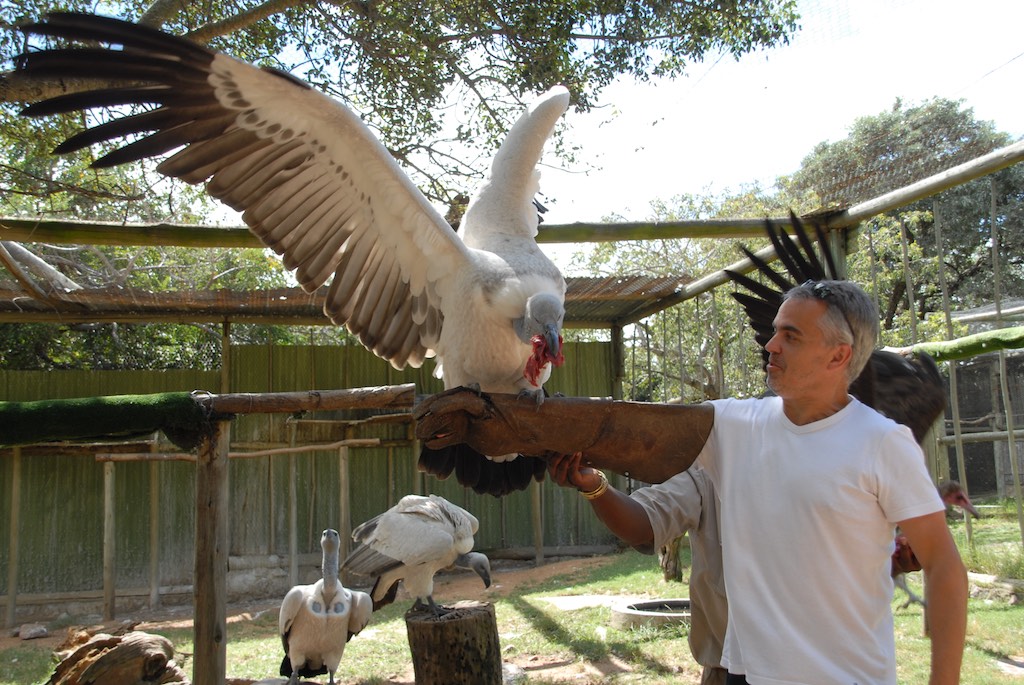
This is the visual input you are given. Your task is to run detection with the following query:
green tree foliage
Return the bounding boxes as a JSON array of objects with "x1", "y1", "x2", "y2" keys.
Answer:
[
  {"x1": 1, "y1": 0, "x2": 799, "y2": 206},
  {"x1": 788, "y1": 98, "x2": 1023, "y2": 343}
]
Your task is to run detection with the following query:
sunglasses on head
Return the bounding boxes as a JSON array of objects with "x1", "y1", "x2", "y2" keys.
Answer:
[{"x1": 802, "y1": 280, "x2": 854, "y2": 345}]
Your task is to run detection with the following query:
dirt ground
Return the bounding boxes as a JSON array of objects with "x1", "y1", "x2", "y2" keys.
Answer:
[{"x1": 4, "y1": 555, "x2": 643, "y2": 684}]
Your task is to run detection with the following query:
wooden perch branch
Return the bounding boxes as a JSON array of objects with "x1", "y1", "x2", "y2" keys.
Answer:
[{"x1": 194, "y1": 383, "x2": 416, "y2": 415}]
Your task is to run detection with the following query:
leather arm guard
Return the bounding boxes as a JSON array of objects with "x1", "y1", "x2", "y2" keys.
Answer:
[{"x1": 413, "y1": 387, "x2": 714, "y2": 485}]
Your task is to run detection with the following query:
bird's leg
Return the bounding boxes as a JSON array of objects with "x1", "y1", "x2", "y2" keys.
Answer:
[
  {"x1": 516, "y1": 386, "x2": 546, "y2": 407},
  {"x1": 894, "y1": 573, "x2": 926, "y2": 609},
  {"x1": 427, "y1": 596, "x2": 450, "y2": 617},
  {"x1": 287, "y1": 672, "x2": 299, "y2": 685}
]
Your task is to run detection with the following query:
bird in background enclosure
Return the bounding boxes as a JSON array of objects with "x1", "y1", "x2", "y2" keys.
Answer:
[
  {"x1": 724, "y1": 212, "x2": 948, "y2": 443},
  {"x1": 14, "y1": 12, "x2": 568, "y2": 498},
  {"x1": 341, "y1": 494, "x2": 492, "y2": 617},
  {"x1": 279, "y1": 528, "x2": 372, "y2": 685},
  {"x1": 892, "y1": 480, "x2": 980, "y2": 609}
]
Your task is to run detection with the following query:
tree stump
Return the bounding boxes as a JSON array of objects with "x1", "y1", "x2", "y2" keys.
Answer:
[
  {"x1": 46, "y1": 631, "x2": 189, "y2": 685},
  {"x1": 405, "y1": 600, "x2": 502, "y2": 685}
]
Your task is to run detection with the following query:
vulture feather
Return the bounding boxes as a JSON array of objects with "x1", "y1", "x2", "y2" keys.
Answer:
[
  {"x1": 15, "y1": 12, "x2": 568, "y2": 497},
  {"x1": 279, "y1": 529, "x2": 372, "y2": 685},
  {"x1": 725, "y1": 212, "x2": 947, "y2": 443},
  {"x1": 341, "y1": 494, "x2": 491, "y2": 616}
]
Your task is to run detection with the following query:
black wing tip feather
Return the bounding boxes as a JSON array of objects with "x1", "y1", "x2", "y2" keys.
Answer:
[
  {"x1": 20, "y1": 11, "x2": 211, "y2": 62},
  {"x1": 418, "y1": 444, "x2": 545, "y2": 497}
]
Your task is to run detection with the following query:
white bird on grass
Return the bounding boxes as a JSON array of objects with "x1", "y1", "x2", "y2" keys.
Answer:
[
  {"x1": 279, "y1": 529, "x2": 372, "y2": 685},
  {"x1": 341, "y1": 494, "x2": 492, "y2": 616},
  {"x1": 16, "y1": 12, "x2": 569, "y2": 497}
]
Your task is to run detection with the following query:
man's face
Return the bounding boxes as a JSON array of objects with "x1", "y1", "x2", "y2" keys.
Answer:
[{"x1": 765, "y1": 297, "x2": 845, "y2": 399}]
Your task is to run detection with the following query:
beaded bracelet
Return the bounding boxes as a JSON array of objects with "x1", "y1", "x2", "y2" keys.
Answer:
[{"x1": 579, "y1": 470, "x2": 609, "y2": 500}]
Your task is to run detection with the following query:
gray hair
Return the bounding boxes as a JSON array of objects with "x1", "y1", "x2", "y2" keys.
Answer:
[{"x1": 784, "y1": 280, "x2": 879, "y2": 384}]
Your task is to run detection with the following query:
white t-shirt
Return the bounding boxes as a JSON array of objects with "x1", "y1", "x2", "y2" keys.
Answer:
[{"x1": 697, "y1": 396, "x2": 943, "y2": 685}]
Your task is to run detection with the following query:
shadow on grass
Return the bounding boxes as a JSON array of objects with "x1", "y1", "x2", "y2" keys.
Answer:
[{"x1": 506, "y1": 595, "x2": 681, "y2": 676}]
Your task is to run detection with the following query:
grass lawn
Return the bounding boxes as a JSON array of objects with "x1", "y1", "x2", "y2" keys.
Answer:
[{"x1": 2, "y1": 498, "x2": 1022, "y2": 684}]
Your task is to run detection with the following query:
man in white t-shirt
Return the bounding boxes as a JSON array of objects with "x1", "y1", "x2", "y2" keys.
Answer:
[{"x1": 551, "y1": 280, "x2": 967, "y2": 685}]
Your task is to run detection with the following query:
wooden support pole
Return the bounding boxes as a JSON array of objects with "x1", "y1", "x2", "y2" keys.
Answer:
[
  {"x1": 149, "y1": 439, "x2": 161, "y2": 609},
  {"x1": 934, "y1": 202, "x2": 973, "y2": 550},
  {"x1": 193, "y1": 420, "x2": 230, "y2": 685},
  {"x1": 409, "y1": 421, "x2": 422, "y2": 496},
  {"x1": 338, "y1": 443, "x2": 351, "y2": 563},
  {"x1": 405, "y1": 602, "x2": 502, "y2": 685},
  {"x1": 532, "y1": 480, "x2": 544, "y2": 566},
  {"x1": 5, "y1": 446, "x2": 20, "y2": 628},
  {"x1": 102, "y1": 461, "x2": 116, "y2": 621},
  {"x1": 288, "y1": 422, "x2": 298, "y2": 588}
]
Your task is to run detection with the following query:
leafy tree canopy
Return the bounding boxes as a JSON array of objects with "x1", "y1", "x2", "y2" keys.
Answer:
[{"x1": 1, "y1": 0, "x2": 799, "y2": 208}]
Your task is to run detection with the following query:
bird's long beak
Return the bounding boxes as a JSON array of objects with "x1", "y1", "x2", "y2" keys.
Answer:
[
  {"x1": 544, "y1": 323, "x2": 562, "y2": 360},
  {"x1": 477, "y1": 567, "x2": 492, "y2": 589},
  {"x1": 960, "y1": 499, "x2": 981, "y2": 519}
]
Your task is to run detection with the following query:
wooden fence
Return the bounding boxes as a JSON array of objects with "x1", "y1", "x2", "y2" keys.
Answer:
[{"x1": 1, "y1": 341, "x2": 625, "y2": 625}]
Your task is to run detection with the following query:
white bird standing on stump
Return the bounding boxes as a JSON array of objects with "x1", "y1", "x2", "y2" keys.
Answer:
[
  {"x1": 15, "y1": 12, "x2": 570, "y2": 497},
  {"x1": 341, "y1": 494, "x2": 492, "y2": 616},
  {"x1": 279, "y1": 529, "x2": 372, "y2": 685}
]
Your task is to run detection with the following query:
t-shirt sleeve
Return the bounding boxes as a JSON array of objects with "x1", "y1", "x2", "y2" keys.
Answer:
[
  {"x1": 630, "y1": 469, "x2": 705, "y2": 553},
  {"x1": 876, "y1": 425, "x2": 945, "y2": 524}
]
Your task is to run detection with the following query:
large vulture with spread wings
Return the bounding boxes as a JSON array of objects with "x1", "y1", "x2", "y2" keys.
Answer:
[
  {"x1": 725, "y1": 214, "x2": 947, "y2": 442},
  {"x1": 15, "y1": 12, "x2": 568, "y2": 496}
]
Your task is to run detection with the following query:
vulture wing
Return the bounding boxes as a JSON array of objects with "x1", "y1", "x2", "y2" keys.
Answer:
[
  {"x1": 17, "y1": 11, "x2": 463, "y2": 369},
  {"x1": 17, "y1": 12, "x2": 571, "y2": 496},
  {"x1": 725, "y1": 213, "x2": 947, "y2": 442},
  {"x1": 342, "y1": 495, "x2": 480, "y2": 610},
  {"x1": 343, "y1": 496, "x2": 463, "y2": 575}
]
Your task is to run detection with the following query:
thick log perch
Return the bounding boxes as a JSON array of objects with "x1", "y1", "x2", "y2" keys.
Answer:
[
  {"x1": 405, "y1": 601, "x2": 503, "y2": 685},
  {"x1": 194, "y1": 383, "x2": 415, "y2": 415},
  {"x1": 414, "y1": 388, "x2": 714, "y2": 484},
  {"x1": 0, "y1": 385, "x2": 415, "y2": 449}
]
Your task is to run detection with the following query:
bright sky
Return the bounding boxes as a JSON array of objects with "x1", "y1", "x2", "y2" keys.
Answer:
[{"x1": 536, "y1": 0, "x2": 1024, "y2": 244}]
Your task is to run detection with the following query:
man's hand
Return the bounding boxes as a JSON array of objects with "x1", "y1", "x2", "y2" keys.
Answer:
[{"x1": 547, "y1": 452, "x2": 602, "y2": 491}]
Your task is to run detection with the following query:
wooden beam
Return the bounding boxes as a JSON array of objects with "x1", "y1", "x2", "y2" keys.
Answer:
[
  {"x1": 0, "y1": 216, "x2": 783, "y2": 248},
  {"x1": 196, "y1": 384, "x2": 416, "y2": 415},
  {"x1": 3, "y1": 138, "x2": 1020, "y2": 252}
]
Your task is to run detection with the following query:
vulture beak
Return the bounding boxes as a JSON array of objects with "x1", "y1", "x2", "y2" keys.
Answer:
[
  {"x1": 958, "y1": 498, "x2": 981, "y2": 519},
  {"x1": 478, "y1": 566, "x2": 492, "y2": 589},
  {"x1": 466, "y1": 552, "x2": 492, "y2": 588},
  {"x1": 544, "y1": 323, "x2": 562, "y2": 361}
]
